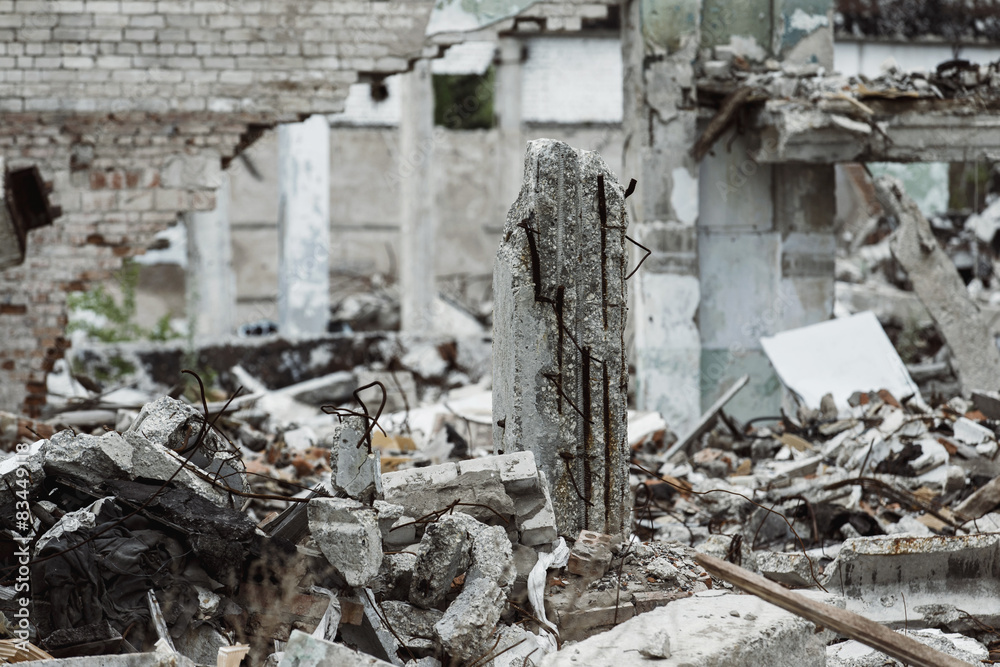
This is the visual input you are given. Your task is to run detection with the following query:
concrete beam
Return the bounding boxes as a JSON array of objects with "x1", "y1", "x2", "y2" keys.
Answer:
[{"x1": 749, "y1": 102, "x2": 1000, "y2": 164}]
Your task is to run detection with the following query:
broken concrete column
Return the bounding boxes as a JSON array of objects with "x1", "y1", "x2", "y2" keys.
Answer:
[
  {"x1": 493, "y1": 139, "x2": 630, "y2": 538},
  {"x1": 278, "y1": 114, "x2": 330, "y2": 337},
  {"x1": 399, "y1": 59, "x2": 437, "y2": 332},
  {"x1": 875, "y1": 176, "x2": 1000, "y2": 396},
  {"x1": 186, "y1": 171, "x2": 235, "y2": 337}
]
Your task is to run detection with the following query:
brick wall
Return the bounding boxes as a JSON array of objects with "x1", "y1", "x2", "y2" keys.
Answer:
[{"x1": 0, "y1": 0, "x2": 618, "y2": 415}]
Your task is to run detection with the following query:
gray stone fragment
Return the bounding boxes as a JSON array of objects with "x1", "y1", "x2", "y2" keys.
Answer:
[
  {"x1": 434, "y1": 517, "x2": 516, "y2": 662},
  {"x1": 122, "y1": 430, "x2": 230, "y2": 505},
  {"x1": 754, "y1": 550, "x2": 817, "y2": 588},
  {"x1": 127, "y1": 396, "x2": 249, "y2": 496},
  {"x1": 373, "y1": 552, "x2": 417, "y2": 599},
  {"x1": 434, "y1": 577, "x2": 506, "y2": 662},
  {"x1": 42, "y1": 430, "x2": 132, "y2": 486},
  {"x1": 540, "y1": 592, "x2": 831, "y2": 667},
  {"x1": 380, "y1": 601, "x2": 444, "y2": 642},
  {"x1": 308, "y1": 497, "x2": 382, "y2": 587},
  {"x1": 826, "y1": 628, "x2": 987, "y2": 666},
  {"x1": 639, "y1": 628, "x2": 672, "y2": 659},
  {"x1": 409, "y1": 513, "x2": 475, "y2": 609},
  {"x1": 330, "y1": 415, "x2": 383, "y2": 503},
  {"x1": 469, "y1": 524, "x2": 516, "y2": 588},
  {"x1": 646, "y1": 556, "x2": 680, "y2": 584},
  {"x1": 277, "y1": 630, "x2": 396, "y2": 667},
  {"x1": 287, "y1": 370, "x2": 357, "y2": 406},
  {"x1": 374, "y1": 500, "x2": 416, "y2": 547},
  {"x1": 493, "y1": 139, "x2": 630, "y2": 538}
]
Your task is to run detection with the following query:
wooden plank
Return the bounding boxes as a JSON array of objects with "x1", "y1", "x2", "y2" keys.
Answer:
[
  {"x1": 695, "y1": 553, "x2": 973, "y2": 667},
  {"x1": 955, "y1": 474, "x2": 1000, "y2": 521},
  {"x1": 663, "y1": 374, "x2": 749, "y2": 461}
]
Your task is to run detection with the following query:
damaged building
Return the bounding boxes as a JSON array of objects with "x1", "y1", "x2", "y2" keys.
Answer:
[{"x1": 6, "y1": 0, "x2": 1000, "y2": 665}]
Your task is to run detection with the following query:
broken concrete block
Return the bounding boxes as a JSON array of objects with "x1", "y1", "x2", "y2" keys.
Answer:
[
  {"x1": 380, "y1": 600, "x2": 443, "y2": 648},
  {"x1": 827, "y1": 628, "x2": 987, "y2": 666},
  {"x1": 490, "y1": 624, "x2": 552, "y2": 667},
  {"x1": 383, "y1": 453, "x2": 558, "y2": 534},
  {"x1": 330, "y1": 415, "x2": 383, "y2": 503},
  {"x1": 408, "y1": 513, "x2": 474, "y2": 609},
  {"x1": 567, "y1": 530, "x2": 613, "y2": 579},
  {"x1": 493, "y1": 139, "x2": 631, "y2": 538},
  {"x1": 374, "y1": 500, "x2": 416, "y2": 547},
  {"x1": 278, "y1": 630, "x2": 395, "y2": 667},
  {"x1": 754, "y1": 550, "x2": 816, "y2": 588},
  {"x1": 42, "y1": 430, "x2": 133, "y2": 487},
  {"x1": 468, "y1": 523, "x2": 516, "y2": 588},
  {"x1": 646, "y1": 556, "x2": 681, "y2": 584},
  {"x1": 822, "y1": 535, "x2": 1000, "y2": 627},
  {"x1": 541, "y1": 592, "x2": 828, "y2": 666},
  {"x1": 126, "y1": 395, "x2": 250, "y2": 496},
  {"x1": 373, "y1": 552, "x2": 417, "y2": 600},
  {"x1": 519, "y1": 471, "x2": 558, "y2": 546},
  {"x1": 434, "y1": 577, "x2": 506, "y2": 662},
  {"x1": 122, "y1": 430, "x2": 230, "y2": 506},
  {"x1": 307, "y1": 497, "x2": 382, "y2": 587},
  {"x1": 285, "y1": 369, "x2": 357, "y2": 406}
]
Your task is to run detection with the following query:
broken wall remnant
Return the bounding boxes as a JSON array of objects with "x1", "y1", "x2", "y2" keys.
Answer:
[
  {"x1": 493, "y1": 139, "x2": 630, "y2": 538},
  {"x1": 875, "y1": 176, "x2": 1000, "y2": 396}
]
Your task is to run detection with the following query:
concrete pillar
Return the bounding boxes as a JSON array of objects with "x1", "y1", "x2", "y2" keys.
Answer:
[
  {"x1": 495, "y1": 38, "x2": 523, "y2": 222},
  {"x1": 774, "y1": 164, "x2": 836, "y2": 332},
  {"x1": 493, "y1": 139, "x2": 630, "y2": 538},
  {"x1": 622, "y1": 0, "x2": 702, "y2": 435},
  {"x1": 399, "y1": 60, "x2": 437, "y2": 332},
  {"x1": 698, "y1": 130, "x2": 781, "y2": 420},
  {"x1": 277, "y1": 114, "x2": 330, "y2": 338},
  {"x1": 186, "y1": 172, "x2": 235, "y2": 337}
]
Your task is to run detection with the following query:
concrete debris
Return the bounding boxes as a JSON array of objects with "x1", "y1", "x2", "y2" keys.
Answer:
[
  {"x1": 11, "y1": 132, "x2": 1000, "y2": 667},
  {"x1": 541, "y1": 590, "x2": 831, "y2": 667},
  {"x1": 821, "y1": 534, "x2": 1000, "y2": 628},
  {"x1": 329, "y1": 415, "x2": 384, "y2": 503},
  {"x1": 827, "y1": 629, "x2": 988, "y2": 666},
  {"x1": 308, "y1": 497, "x2": 383, "y2": 588},
  {"x1": 876, "y1": 175, "x2": 1000, "y2": 397}
]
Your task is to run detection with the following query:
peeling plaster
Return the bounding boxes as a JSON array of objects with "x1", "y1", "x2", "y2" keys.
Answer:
[
  {"x1": 788, "y1": 7, "x2": 828, "y2": 33},
  {"x1": 723, "y1": 35, "x2": 768, "y2": 62},
  {"x1": 670, "y1": 167, "x2": 698, "y2": 225}
]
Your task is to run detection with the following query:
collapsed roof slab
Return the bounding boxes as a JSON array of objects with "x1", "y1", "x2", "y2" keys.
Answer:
[{"x1": 745, "y1": 99, "x2": 1000, "y2": 163}]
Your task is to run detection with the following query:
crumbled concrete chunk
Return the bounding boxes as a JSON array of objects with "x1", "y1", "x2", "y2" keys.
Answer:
[
  {"x1": 330, "y1": 415, "x2": 384, "y2": 503},
  {"x1": 646, "y1": 556, "x2": 681, "y2": 584},
  {"x1": 541, "y1": 592, "x2": 829, "y2": 667},
  {"x1": 380, "y1": 600, "x2": 444, "y2": 642},
  {"x1": 373, "y1": 552, "x2": 417, "y2": 600},
  {"x1": 754, "y1": 550, "x2": 816, "y2": 588},
  {"x1": 408, "y1": 513, "x2": 475, "y2": 609},
  {"x1": 434, "y1": 577, "x2": 506, "y2": 662},
  {"x1": 308, "y1": 497, "x2": 382, "y2": 587},
  {"x1": 827, "y1": 628, "x2": 987, "y2": 666},
  {"x1": 42, "y1": 430, "x2": 132, "y2": 486}
]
